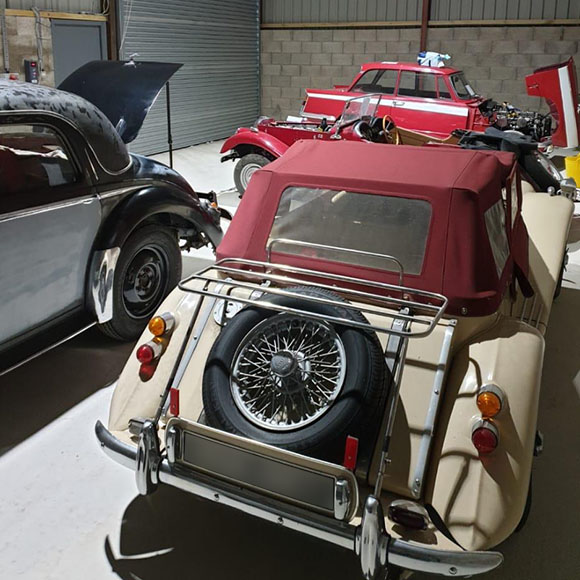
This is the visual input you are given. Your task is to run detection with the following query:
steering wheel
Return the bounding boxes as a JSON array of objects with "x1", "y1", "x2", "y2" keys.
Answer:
[{"x1": 383, "y1": 115, "x2": 401, "y2": 145}]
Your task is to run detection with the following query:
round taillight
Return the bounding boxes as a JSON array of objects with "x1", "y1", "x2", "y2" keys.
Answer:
[
  {"x1": 136, "y1": 344, "x2": 155, "y2": 364},
  {"x1": 476, "y1": 384, "x2": 504, "y2": 418},
  {"x1": 139, "y1": 363, "x2": 156, "y2": 382},
  {"x1": 472, "y1": 420, "x2": 499, "y2": 455}
]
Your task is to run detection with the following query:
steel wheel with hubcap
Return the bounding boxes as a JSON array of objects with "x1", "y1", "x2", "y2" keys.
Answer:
[
  {"x1": 233, "y1": 153, "x2": 271, "y2": 195},
  {"x1": 98, "y1": 225, "x2": 182, "y2": 341}
]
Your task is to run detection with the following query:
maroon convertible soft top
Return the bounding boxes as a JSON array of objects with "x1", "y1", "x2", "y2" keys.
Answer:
[{"x1": 218, "y1": 140, "x2": 529, "y2": 316}]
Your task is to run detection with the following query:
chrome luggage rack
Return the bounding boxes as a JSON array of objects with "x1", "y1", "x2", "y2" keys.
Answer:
[{"x1": 178, "y1": 257, "x2": 447, "y2": 339}]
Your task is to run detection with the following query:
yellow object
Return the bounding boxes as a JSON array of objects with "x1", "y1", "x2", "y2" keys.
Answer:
[
  {"x1": 565, "y1": 154, "x2": 580, "y2": 183},
  {"x1": 148, "y1": 316, "x2": 167, "y2": 337},
  {"x1": 477, "y1": 391, "x2": 502, "y2": 418}
]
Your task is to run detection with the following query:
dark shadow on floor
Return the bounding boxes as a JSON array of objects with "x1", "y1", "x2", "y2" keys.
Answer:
[
  {"x1": 0, "y1": 327, "x2": 134, "y2": 454},
  {"x1": 105, "y1": 486, "x2": 361, "y2": 580}
]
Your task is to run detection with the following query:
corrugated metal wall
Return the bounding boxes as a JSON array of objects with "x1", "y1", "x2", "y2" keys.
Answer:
[
  {"x1": 262, "y1": 1, "x2": 423, "y2": 23},
  {"x1": 5, "y1": 0, "x2": 100, "y2": 11},
  {"x1": 262, "y1": 0, "x2": 580, "y2": 23},
  {"x1": 430, "y1": 0, "x2": 580, "y2": 20},
  {"x1": 119, "y1": 0, "x2": 260, "y2": 155}
]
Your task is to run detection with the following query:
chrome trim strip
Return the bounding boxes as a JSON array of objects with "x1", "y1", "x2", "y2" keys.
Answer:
[
  {"x1": 411, "y1": 320, "x2": 457, "y2": 498},
  {"x1": 94, "y1": 421, "x2": 503, "y2": 577},
  {"x1": 388, "y1": 539, "x2": 503, "y2": 576},
  {"x1": 97, "y1": 186, "x2": 139, "y2": 200},
  {"x1": 0, "y1": 195, "x2": 97, "y2": 224},
  {"x1": 0, "y1": 322, "x2": 96, "y2": 377},
  {"x1": 90, "y1": 247, "x2": 121, "y2": 323}
]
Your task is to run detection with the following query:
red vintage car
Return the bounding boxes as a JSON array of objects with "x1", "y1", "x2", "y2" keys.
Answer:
[
  {"x1": 300, "y1": 59, "x2": 578, "y2": 147},
  {"x1": 220, "y1": 93, "x2": 572, "y2": 196}
]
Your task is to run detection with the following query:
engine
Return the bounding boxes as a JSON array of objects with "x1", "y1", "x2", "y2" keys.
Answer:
[{"x1": 479, "y1": 99, "x2": 552, "y2": 142}]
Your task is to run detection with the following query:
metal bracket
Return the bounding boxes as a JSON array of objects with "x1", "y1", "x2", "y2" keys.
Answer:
[
  {"x1": 355, "y1": 495, "x2": 389, "y2": 580},
  {"x1": 135, "y1": 420, "x2": 161, "y2": 495},
  {"x1": 334, "y1": 478, "x2": 351, "y2": 521}
]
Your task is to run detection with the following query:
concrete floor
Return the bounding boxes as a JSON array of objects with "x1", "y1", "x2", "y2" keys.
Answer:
[{"x1": 1, "y1": 143, "x2": 579, "y2": 580}]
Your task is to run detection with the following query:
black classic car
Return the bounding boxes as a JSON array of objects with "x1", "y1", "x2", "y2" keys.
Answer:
[{"x1": 0, "y1": 62, "x2": 223, "y2": 375}]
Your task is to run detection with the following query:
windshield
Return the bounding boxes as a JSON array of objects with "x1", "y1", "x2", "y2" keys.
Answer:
[
  {"x1": 450, "y1": 73, "x2": 478, "y2": 100},
  {"x1": 338, "y1": 94, "x2": 383, "y2": 128}
]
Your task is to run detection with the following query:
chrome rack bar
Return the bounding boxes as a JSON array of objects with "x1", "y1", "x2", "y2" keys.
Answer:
[
  {"x1": 373, "y1": 310, "x2": 410, "y2": 497},
  {"x1": 178, "y1": 259, "x2": 447, "y2": 339},
  {"x1": 267, "y1": 238, "x2": 405, "y2": 287}
]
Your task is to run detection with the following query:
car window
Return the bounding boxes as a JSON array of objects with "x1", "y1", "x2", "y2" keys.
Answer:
[
  {"x1": 450, "y1": 73, "x2": 477, "y2": 100},
  {"x1": 352, "y1": 69, "x2": 397, "y2": 95},
  {"x1": 0, "y1": 124, "x2": 77, "y2": 195},
  {"x1": 270, "y1": 187, "x2": 432, "y2": 276},
  {"x1": 397, "y1": 71, "x2": 438, "y2": 99},
  {"x1": 437, "y1": 77, "x2": 452, "y2": 99}
]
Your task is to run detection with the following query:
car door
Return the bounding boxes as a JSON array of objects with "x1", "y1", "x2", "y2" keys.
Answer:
[
  {"x1": 0, "y1": 121, "x2": 101, "y2": 345},
  {"x1": 391, "y1": 70, "x2": 469, "y2": 137}
]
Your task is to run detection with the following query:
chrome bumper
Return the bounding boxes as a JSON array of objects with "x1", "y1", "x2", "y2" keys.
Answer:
[{"x1": 95, "y1": 421, "x2": 503, "y2": 578}]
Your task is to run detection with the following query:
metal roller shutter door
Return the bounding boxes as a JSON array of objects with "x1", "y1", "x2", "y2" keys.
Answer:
[{"x1": 119, "y1": 0, "x2": 260, "y2": 155}]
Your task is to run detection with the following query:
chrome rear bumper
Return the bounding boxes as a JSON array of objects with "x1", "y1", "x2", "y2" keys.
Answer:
[{"x1": 95, "y1": 421, "x2": 503, "y2": 578}]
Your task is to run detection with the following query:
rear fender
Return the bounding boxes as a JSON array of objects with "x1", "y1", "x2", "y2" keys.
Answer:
[
  {"x1": 220, "y1": 129, "x2": 288, "y2": 159},
  {"x1": 95, "y1": 186, "x2": 222, "y2": 251},
  {"x1": 426, "y1": 318, "x2": 544, "y2": 551},
  {"x1": 88, "y1": 186, "x2": 222, "y2": 322}
]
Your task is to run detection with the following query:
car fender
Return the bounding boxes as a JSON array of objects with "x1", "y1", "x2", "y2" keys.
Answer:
[
  {"x1": 425, "y1": 318, "x2": 544, "y2": 551},
  {"x1": 88, "y1": 186, "x2": 222, "y2": 323},
  {"x1": 220, "y1": 129, "x2": 288, "y2": 159}
]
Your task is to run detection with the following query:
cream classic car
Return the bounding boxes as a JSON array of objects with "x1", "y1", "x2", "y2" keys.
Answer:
[{"x1": 96, "y1": 140, "x2": 573, "y2": 578}]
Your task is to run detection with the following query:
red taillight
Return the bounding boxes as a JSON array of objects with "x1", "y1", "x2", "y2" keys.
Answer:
[
  {"x1": 136, "y1": 344, "x2": 155, "y2": 364},
  {"x1": 139, "y1": 363, "x2": 156, "y2": 382},
  {"x1": 472, "y1": 421, "x2": 499, "y2": 455}
]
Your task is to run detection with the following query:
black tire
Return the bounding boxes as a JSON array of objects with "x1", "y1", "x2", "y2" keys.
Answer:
[
  {"x1": 554, "y1": 250, "x2": 568, "y2": 299},
  {"x1": 233, "y1": 153, "x2": 271, "y2": 196},
  {"x1": 98, "y1": 225, "x2": 181, "y2": 341},
  {"x1": 515, "y1": 476, "x2": 532, "y2": 533},
  {"x1": 202, "y1": 287, "x2": 388, "y2": 462}
]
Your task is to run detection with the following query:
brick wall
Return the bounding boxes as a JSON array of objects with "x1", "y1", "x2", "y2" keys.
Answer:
[
  {"x1": 261, "y1": 26, "x2": 580, "y2": 119},
  {"x1": 0, "y1": 15, "x2": 55, "y2": 86}
]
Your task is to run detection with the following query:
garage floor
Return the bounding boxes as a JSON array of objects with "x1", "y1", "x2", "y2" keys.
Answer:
[{"x1": 1, "y1": 142, "x2": 579, "y2": 580}]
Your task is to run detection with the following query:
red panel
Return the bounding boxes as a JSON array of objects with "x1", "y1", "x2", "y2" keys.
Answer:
[{"x1": 525, "y1": 58, "x2": 580, "y2": 148}]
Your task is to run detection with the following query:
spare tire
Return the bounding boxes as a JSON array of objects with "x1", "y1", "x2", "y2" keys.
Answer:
[{"x1": 202, "y1": 287, "x2": 388, "y2": 462}]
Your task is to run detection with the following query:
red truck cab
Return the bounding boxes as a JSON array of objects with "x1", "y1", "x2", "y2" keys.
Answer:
[{"x1": 301, "y1": 62, "x2": 489, "y2": 138}]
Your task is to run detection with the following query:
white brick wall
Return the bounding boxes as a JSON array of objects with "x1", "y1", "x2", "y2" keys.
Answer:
[{"x1": 260, "y1": 25, "x2": 580, "y2": 119}]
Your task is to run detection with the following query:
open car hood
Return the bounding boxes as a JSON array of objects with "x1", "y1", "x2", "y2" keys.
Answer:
[
  {"x1": 525, "y1": 57, "x2": 580, "y2": 148},
  {"x1": 58, "y1": 60, "x2": 182, "y2": 144}
]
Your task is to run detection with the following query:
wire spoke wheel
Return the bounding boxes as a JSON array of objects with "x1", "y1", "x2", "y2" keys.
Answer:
[{"x1": 231, "y1": 314, "x2": 346, "y2": 431}]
